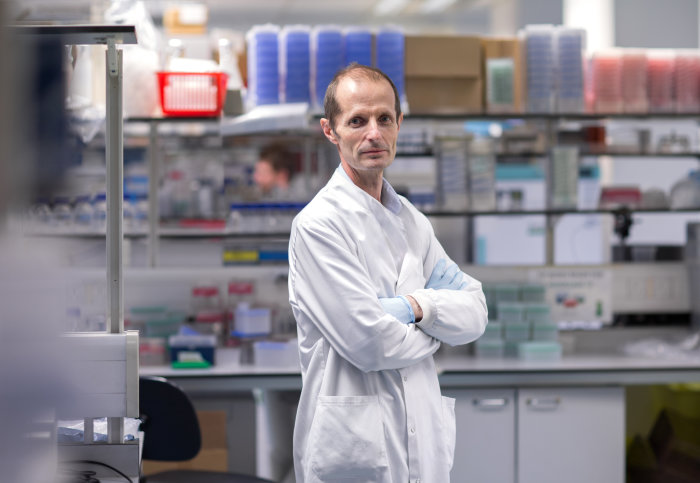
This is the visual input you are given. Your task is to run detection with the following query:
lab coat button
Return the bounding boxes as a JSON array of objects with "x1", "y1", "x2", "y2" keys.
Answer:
[
  {"x1": 410, "y1": 427, "x2": 415, "y2": 434},
  {"x1": 403, "y1": 376, "x2": 408, "y2": 382}
]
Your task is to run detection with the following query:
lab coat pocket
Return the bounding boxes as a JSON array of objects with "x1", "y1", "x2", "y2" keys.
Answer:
[
  {"x1": 442, "y1": 396, "x2": 457, "y2": 470},
  {"x1": 308, "y1": 395, "x2": 389, "y2": 481}
]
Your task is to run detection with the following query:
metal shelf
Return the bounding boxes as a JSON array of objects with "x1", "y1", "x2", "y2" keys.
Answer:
[
  {"x1": 401, "y1": 112, "x2": 700, "y2": 121},
  {"x1": 424, "y1": 207, "x2": 700, "y2": 217}
]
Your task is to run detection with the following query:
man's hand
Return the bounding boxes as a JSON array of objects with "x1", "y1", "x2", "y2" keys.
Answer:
[
  {"x1": 426, "y1": 258, "x2": 468, "y2": 291},
  {"x1": 378, "y1": 296, "x2": 416, "y2": 324}
]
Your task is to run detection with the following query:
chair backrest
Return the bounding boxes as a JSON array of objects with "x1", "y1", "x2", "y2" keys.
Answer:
[{"x1": 139, "y1": 376, "x2": 202, "y2": 461}]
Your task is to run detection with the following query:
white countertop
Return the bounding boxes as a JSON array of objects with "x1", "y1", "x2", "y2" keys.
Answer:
[{"x1": 139, "y1": 348, "x2": 700, "y2": 392}]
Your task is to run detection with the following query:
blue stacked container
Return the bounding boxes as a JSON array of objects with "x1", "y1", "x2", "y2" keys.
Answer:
[
  {"x1": 376, "y1": 27, "x2": 405, "y2": 104},
  {"x1": 522, "y1": 25, "x2": 556, "y2": 113},
  {"x1": 312, "y1": 26, "x2": 344, "y2": 110},
  {"x1": 556, "y1": 27, "x2": 586, "y2": 113},
  {"x1": 280, "y1": 25, "x2": 311, "y2": 104},
  {"x1": 246, "y1": 24, "x2": 280, "y2": 109},
  {"x1": 344, "y1": 27, "x2": 372, "y2": 67}
]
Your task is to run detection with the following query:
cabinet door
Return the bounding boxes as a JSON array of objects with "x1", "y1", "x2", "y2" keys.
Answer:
[
  {"x1": 444, "y1": 388, "x2": 516, "y2": 483},
  {"x1": 517, "y1": 386, "x2": 624, "y2": 483}
]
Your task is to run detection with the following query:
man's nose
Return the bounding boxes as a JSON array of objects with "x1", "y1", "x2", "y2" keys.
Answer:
[{"x1": 365, "y1": 118, "x2": 381, "y2": 139}]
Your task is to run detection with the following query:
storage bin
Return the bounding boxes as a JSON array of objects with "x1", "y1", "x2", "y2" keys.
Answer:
[
  {"x1": 156, "y1": 72, "x2": 227, "y2": 117},
  {"x1": 169, "y1": 334, "x2": 217, "y2": 366}
]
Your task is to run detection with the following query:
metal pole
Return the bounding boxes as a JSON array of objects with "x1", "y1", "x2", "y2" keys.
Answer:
[
  {"x1": 545, "y1": 119, "x2": 557, "y2": 265},
  {"x1": 105, "y1": 39, "x2": 124, "y2": 444},
  {"x1": 148, "y1": 121, "x2": 159, "y2": 267}
]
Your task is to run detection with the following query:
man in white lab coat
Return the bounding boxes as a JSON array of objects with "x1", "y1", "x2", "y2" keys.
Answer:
[{"x1": 288, "y1": 63, "x2": 488, "y2": 483}]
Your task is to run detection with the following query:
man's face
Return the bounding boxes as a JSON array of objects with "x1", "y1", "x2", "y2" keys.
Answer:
[
  {"x1": 253, "y1": 160, "x2": 276, "y2": 193},
  {"x1": 321, "y1": 76, "x2": 402, "y2": 176}
]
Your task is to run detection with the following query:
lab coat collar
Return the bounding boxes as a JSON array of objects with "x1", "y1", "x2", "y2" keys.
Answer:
[{"x1": 335, "y1": 164, "x2": 403, "y2": 215}]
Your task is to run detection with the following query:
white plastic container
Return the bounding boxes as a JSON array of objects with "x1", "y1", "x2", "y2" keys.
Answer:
[
  {"x1": 253, "y1": 339, "x2": 300, "y2": 367},
  {"x1": 233, "y1": 304, "x2": 271, "y2": 337}
]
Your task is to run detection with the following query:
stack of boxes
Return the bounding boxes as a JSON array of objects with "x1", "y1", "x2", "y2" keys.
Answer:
[{"x1": 477, "y1": 283, "x2": 562, "y2": 360}]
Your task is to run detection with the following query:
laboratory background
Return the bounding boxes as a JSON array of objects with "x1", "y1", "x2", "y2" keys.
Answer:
[{"x1": 2, "y1": 0, "x2": 700, "y2": 482}]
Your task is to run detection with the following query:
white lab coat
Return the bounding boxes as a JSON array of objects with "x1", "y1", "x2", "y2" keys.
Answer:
[{"x1": 288, "y1": 166, "x2": 488, "y2": 483}]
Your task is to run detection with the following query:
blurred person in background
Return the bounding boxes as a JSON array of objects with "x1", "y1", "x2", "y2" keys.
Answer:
[{"x1": 253, "y1": 142, "x2": 309, "y2": 200}]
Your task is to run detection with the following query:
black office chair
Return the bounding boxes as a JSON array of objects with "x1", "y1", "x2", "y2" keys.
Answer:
[{"x1": 139, "y1": 376, "x2": 275, "y2": 483}]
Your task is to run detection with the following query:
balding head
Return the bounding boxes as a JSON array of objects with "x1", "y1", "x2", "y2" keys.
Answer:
[{"x1": 323, "y1": 63, "x2": 401, "y2": 131}]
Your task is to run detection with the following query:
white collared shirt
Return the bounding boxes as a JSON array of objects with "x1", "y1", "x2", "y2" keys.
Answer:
[{"x1": 288, "y1": 165, "x2": 488, "y2": 482}]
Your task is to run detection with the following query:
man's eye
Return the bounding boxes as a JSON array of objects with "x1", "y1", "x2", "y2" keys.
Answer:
[
  {"x1": 349, "y1": 118, "x2": 361, "y2": 125},
  {"x1": 380, "y1": 115, "x2": 393, "y2": 124}
]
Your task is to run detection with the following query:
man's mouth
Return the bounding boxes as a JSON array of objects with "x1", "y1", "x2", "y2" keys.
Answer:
[{"x1": 362, "y1": 148, "x2": 386, "y2": 155}]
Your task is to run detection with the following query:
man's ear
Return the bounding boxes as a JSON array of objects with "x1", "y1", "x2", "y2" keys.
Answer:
[
  {"x1": 321, "y1": 118, "x2": 338, "y2": 145},
  {"x1": 397, "y1": 112, "x2": 403, "y2": 131}
]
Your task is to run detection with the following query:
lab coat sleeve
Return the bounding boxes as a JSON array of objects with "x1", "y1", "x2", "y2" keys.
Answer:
[
  {"x1": 409, "y1": 221, "x2": 488, "y2": 347},
  {"x1": 289, "y1": 219, "x2": 440, "y2": 373}
]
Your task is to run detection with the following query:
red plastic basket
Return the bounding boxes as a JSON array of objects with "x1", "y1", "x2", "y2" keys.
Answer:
[{"x1": 156, "y1": 72, "x2": 228, "y2": 117}]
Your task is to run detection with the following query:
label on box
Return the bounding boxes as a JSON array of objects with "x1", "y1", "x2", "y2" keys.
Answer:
[
  {"x1": 487, "y1": 58, "x2": 515, "y2": 107},
  {"x1": 528, "y1": 267, "x2": 612, "y2": 326}
]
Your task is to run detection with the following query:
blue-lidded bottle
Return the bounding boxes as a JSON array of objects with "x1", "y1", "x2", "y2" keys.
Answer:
[
  {"x1": 312, "y1": 26, "x2": 344, "y2": 110},
  {"x1": 344, "y1": 27, "x2": 372, "y2": 67},
  {"x1": 280, "y1": 25, "x2": 311, "y2": 104},
  {"x1": 246, "y1": 24, "x2": 281, "y2": 109}
]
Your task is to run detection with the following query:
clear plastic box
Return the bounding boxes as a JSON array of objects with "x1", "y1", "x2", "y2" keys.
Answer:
[
  {"x1": 524, "y1": 304, "x2": 551, "y2": 324},
  {"x1": 253, "y1": 339, "x2": 300, "y2": 367},
  {"x1": 482, "y1": 322, "x2": 503, "y2": 341},
  {"x1": 519, "y1": 284, "x2": 546, "y2": 303},
  {"x1": 475, "y1": 339, "x2": 505, "y2": 358},
  {"x1": 532, "y1": 323, "x2": 559, "y2": 341},
  {"x1": 233, "y1": 304, "x2": 272, "y2": 337},
  {"x1": 504, "y1": 322, "x2": 531, "y2": 341},
  {"x1": 517, "y1": 341, "x2": 562, "y2": 361},
  {"x1": 498, "y1": 302, "x2": 525, "y2": 324}
]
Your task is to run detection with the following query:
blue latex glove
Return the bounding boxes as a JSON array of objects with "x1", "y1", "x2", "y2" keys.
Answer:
[
  {"x1": 426, "y1": 258, "x2": 468, "y2": 290},
  {"x1": 378, "y1": 296, "x2": 416, "y2": 324}
]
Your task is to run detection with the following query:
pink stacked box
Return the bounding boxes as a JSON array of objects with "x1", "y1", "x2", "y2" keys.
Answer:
[
  {"x1": 647, "y1": 50, "x2": 676, "y2": 113},
  {"x1": 592, "y1": 50, "x2": 623, "y2": 113},
  {"x1": 621, "y1": 50, "x2": 648, "y2": 113},
  {"x1": 674, "y1": 51, "x2": 700, "y2": 113}
]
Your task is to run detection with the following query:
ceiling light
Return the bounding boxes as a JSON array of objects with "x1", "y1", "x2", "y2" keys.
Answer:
[
  {"x1": 420, "y1": 0, "x2": 458, "y2": 14},
  {"x1": 374, "y1": 0, "x2": 411, "y2": 16}
]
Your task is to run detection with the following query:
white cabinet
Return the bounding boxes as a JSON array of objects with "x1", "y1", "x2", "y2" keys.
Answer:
[
  {"x1": 517, "y1": 386, "x2": 625, "y2": 483},
  {"x1": 446, "y1": 388, "x2": 516, "y2": 483},
  {"x1": 446, "y1": 386, "x2": 625, "y2": 483}
]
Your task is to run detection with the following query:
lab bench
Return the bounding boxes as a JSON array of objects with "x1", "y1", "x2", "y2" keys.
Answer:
[{"x1": 140, "y1": 348, "x2": 700, "y2": 483}]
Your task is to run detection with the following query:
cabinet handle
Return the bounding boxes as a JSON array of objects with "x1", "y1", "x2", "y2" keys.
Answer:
[
  {"x1": 472, "y1": 398, "x2": 508, "y2": 409},
  {"x1": 526, "y1": 397, "x2": 561, "y2": 410}
]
